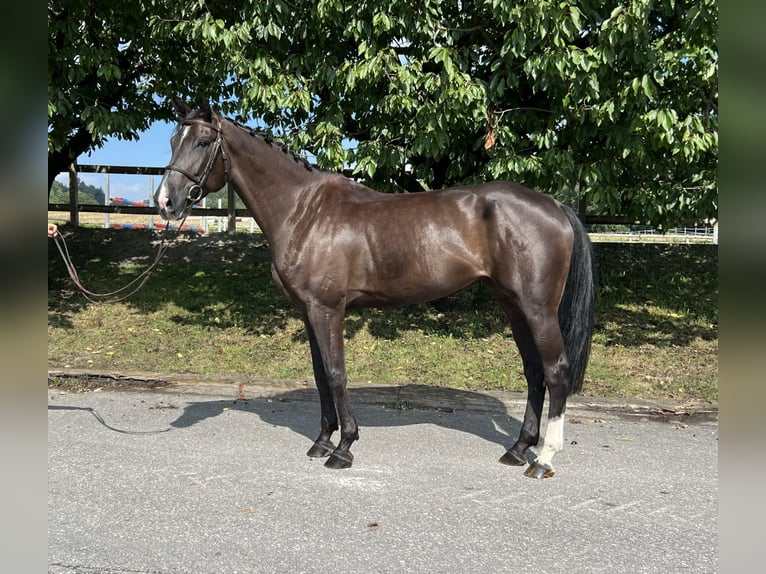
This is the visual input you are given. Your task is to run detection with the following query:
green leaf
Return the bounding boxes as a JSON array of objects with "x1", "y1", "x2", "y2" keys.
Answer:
[
  {"x1": 570, "y1": 6, "x2": 582, "y2": 31},
  {"x1": 641, "y1": 75, "x2": 655, "y2": 100}
]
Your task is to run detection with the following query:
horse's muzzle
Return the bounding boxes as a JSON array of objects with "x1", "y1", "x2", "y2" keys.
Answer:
[{"x1": 154, "y1": 185, "x2": 188, "y2": 221}]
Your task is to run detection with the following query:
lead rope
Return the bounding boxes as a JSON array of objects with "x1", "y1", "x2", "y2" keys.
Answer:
[{"x1": 52, "y1": 215, "x2": 187, "y2": 304}]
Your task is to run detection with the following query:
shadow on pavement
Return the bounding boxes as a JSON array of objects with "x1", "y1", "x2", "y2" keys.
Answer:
[{"x1": 166, "y1": 385, "x2": 523, "y2": 452}]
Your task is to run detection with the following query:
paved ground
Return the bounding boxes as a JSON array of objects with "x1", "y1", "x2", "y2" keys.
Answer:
[{"x1": 48, "y1": 376, "x2": 718, "y2": 574}]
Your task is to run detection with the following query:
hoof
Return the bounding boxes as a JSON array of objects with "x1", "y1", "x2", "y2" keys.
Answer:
[
  {"x1": 499, "y1": 450, "x2": 527, "y2": 466},
  {"x1": 523, "y1": 462, "x2": 555, "y2": 479},
  {"x1": 324, "y1": 451, "x2": 354, "y2": 469},
  {"x1": 306, "y1": 440, "x2": 335, "y2": 458}
]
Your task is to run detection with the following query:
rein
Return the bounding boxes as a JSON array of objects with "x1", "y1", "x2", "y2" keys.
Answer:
[
  {"x1": 54, "y1": 116, "x2": 229, "y2": 304},
  {"x1": 52, "y1": 216, "x2": 187, "y2": 304}
]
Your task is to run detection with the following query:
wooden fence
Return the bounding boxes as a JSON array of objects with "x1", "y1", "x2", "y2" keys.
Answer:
[
  {"x1": 49, "y1": 164, "x2": 710, "y2": 234},
  {"x1": 48, "y1": 164, "x2": 250, "y2": 232}
]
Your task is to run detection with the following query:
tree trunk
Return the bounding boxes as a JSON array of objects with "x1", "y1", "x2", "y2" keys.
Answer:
[{"x1": 48, "y1": 127, "x2": 94, "y2": 193}]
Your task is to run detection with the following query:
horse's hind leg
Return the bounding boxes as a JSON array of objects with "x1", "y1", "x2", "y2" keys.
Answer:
[
  {"x1": 494, "y1": 294, "x2": 569, "y2": 478},
  {"x1": 304, "y1": 321, "x2": 338, "y2": 459},
  {"x1": 522, "y1": 314, "x2": 571, "y2": 479},
  {"x1": 498, "y1": 314, "x2": 546, "y2": 468}
]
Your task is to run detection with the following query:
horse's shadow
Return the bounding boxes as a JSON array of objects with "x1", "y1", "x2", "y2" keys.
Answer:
[{"x1": 168, "y1": 385, "x2": 522, "y2": 453}]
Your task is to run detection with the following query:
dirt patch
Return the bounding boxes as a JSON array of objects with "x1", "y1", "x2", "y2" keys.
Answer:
[{"x1": 48, "y1": 372, "x2": 172, "y2": 393}]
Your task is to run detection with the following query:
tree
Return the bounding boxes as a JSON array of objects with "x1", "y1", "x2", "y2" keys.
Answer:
[
  {"x1": 49, "y1": 0, "x2": 717, "y2": 227},
  {"x1": 47, "y1": 0, "x2": 227, "y2": 190},
  {"x1": 49, "y1": 179, "x2": 104, "y2": 205}
]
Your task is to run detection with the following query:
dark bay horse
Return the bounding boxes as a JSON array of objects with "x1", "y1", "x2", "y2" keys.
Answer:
[{"x1": 155, "y1": 96, "x2": 597, "y2": 479}]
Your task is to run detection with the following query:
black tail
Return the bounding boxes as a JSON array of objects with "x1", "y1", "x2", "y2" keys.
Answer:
[{"x1": 558, "y1": 204, "x2": 597, "y2": 395}]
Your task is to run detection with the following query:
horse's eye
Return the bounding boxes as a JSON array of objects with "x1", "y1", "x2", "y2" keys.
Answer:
[{"x1": 197, "y1": 139, "x2": 210, "y2": 148}]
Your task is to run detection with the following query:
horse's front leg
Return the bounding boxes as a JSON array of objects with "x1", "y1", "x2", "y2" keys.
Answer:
[
  {"x1": 305, "y1": 304, "x2": 359, "y2": 469},
  {"x1": 304, "y1": 320, "x2": 338, "y2": 459}
]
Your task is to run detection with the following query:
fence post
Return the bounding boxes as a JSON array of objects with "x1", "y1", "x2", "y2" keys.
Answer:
[
  {"x1": 148, "y1": 175, "x2": 155, "y2": 229},
  {"x1": 103, "y1": 173, "x2": 110, "y2": 229},
  {"x1": 68, "y1": 163, "x2": 79, "y2": 227},
  {"x1": 227, "y1": 185, "x2": 236, "y2": 234}
]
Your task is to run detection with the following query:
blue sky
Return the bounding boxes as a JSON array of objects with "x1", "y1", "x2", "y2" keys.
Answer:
[{"x1": 56, "y1": 120, "x2": 176, "y2": 203}]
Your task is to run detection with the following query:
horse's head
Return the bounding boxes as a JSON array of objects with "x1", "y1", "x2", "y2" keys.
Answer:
[{"x1": 154, "y1": 95, "x2": 228, "y2": 221}]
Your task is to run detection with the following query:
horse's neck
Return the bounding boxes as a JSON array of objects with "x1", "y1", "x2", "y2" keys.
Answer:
[{"x1": 225, "y1": 129, "x2": 318, "y2": 243}]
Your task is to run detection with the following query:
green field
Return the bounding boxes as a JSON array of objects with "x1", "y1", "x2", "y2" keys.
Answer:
[{"x1": 48, "y1": 227, "x2": 717, "y2": 403}]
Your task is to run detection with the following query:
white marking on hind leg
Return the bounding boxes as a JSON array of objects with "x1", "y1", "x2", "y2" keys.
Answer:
[{"x1": 535, "y1": 415, "x2": 564, "y2": 467}]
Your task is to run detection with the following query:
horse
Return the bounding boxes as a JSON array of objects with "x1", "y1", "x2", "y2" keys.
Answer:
[{"x1": 154, "y1": 95, "x2": 597, "y2": 479}]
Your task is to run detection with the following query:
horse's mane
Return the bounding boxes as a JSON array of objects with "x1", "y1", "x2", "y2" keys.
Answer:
[{"x1": 224, "y1": 117, "x2": 314, "y2": 172}]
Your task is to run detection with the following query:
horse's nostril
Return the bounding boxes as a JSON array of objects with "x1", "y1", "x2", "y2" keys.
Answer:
[{"x1": 157, "y1": 193, "x2": 170, "y2": 212}]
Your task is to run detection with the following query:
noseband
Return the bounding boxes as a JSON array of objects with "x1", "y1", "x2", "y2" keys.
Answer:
[{"x1": 164, "y1": 118, "x2": 229, "y2": 205}]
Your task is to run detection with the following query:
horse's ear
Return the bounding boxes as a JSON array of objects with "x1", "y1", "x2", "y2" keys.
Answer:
[
  {"x1": 172, "y1": 96, "x2": 191, "y2": 119},
  {"x1": 196, "y1": 93, "x2": 212, "y2": 120}
]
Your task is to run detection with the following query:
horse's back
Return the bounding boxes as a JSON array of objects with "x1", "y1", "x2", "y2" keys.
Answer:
[
  {"x1": 326, "y1": 177, "x2": 565, "y2": 224},
  {"x1": 452, "y1": 180, "x2": 568, "y2": 223}
]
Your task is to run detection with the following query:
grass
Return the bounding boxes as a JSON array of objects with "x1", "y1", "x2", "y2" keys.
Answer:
[{"x1": 48, "y1": 227, "x2": 718, "y2": 403}]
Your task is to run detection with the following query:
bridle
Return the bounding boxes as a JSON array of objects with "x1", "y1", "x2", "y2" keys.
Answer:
[{"x1": 163, "y1": 117, "x2": 230, "y2": 206}]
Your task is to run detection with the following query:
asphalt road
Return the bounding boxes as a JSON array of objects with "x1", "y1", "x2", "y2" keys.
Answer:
[{"x1": 48, "y1": 381, "x2": 718, "y2": 574}]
